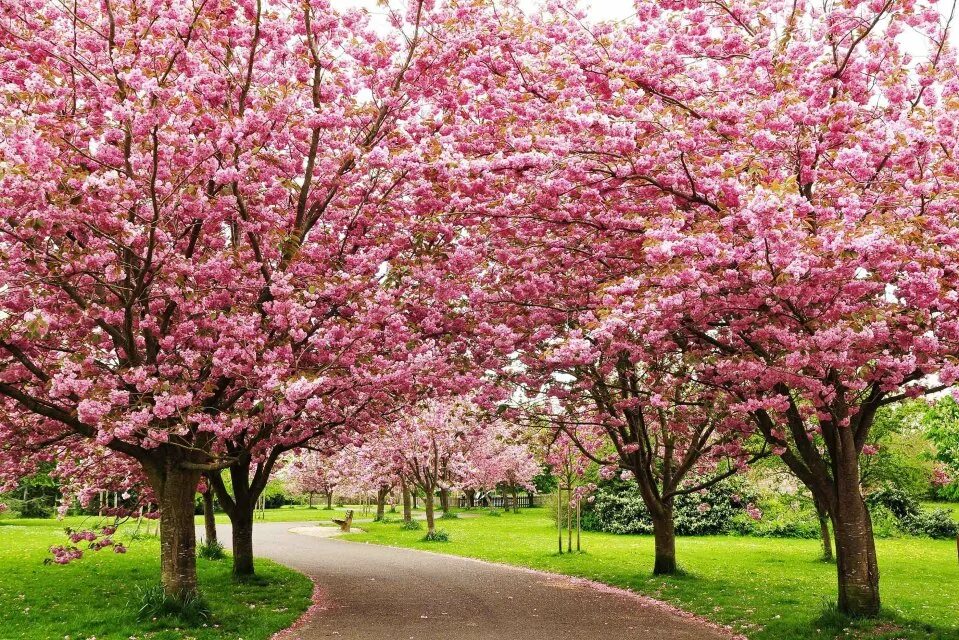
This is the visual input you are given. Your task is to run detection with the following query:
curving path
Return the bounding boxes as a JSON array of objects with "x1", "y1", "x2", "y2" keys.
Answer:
[{"x1": 208, "y1": 522, "x2": 736, "y2": 640}]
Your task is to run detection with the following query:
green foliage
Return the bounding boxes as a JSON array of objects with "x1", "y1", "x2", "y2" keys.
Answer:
[
  {"x1": 923, "y1": 396, "x2": 959, "y2": 499},
  {"x1": 862, "y1": 402, "x2": 936, "y2": 497},
  {"x1": 422, "y1": 528, "x2": 449, "y2": 542},
  {"x1": 197, "y1": 539, "x2": 226, "y2": 561},
  {"x1": 400, "y1": 519, "x2": 422, "y2": 530},
  {"x1": 732, "y1": 495, "x2": 820, "y2": 539},
  {"x1": 441, "y1": 510, "x2": 460, "y2": 520},
  {"x1": 581, "y1": 480, "x2": 753, "y2": 536},
  {"x1": 486, "y1": 508, "x2": 502, "y2": 517},
  {"x1": 867, "y1": 486, "x2": 958, "y2": 539},
  {"x1": 136, "y1": 584, "x2": 211, "y2": 625}
]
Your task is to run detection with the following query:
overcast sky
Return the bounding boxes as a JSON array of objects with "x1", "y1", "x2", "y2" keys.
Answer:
[{"x1": 330, "y1": 0, "x2": 957, "y2": 52}]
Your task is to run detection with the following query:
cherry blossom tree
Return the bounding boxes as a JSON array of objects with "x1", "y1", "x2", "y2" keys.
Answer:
[
  {"x1": 0, "y1": 0, "x2": 491, "y2": 597},
  {"x1": 286, "y1": 450, "x2": 344, "y2": 510},
  {"x1": 427, "y1": 0, "x2": 958, "y2": 615}
]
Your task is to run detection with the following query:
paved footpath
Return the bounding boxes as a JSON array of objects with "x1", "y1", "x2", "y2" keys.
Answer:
[{"x1": 208, "y1": 522, "x2": 736, "y2": 640}]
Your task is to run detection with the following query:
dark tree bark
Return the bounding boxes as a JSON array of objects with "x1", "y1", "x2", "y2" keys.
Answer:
[
  {"x1": 209, "y1": 451, "x2": 281, "y2": 579},
  {"x1": 814, "y1": 495, "x2": 833, "y2": 562},
  {"x1": 464, "y1": 489, "x2": 476, "y2": 509},
  {"x1": 651, "y1": 503, "x2": 677, "y2": 575},
  {"x1": 143, "y1": 459, "x2": 202, "y2": 599},
  {"x1": 424, "y1": 490, "x2": 436, "y2": 534},
  {"x1": 326, "y1": 490, "x2": 333, "y2": 510},
  {"x1": 201, "y1": 487, "x2": 218, "y2": 545},
  {"x1": 401, "y1": 479, "x2": 412, "y2": 523},
  {"x1": 375, "y1": 486, "x2": 389, "y2": 521},
  {"x1": 439, "y1": 487, "x2": 450, "y2": 513},
  {"x1": 753, "y1": 396, "x2": 881, "y2": 617}
]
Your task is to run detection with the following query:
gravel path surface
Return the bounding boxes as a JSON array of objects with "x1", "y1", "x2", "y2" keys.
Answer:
[{"x1": 208, "y1": 522, "x2": 736, "y2": 640}]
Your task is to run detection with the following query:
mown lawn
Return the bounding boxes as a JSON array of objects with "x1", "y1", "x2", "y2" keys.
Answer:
[
  {"x1": 343, "y1": 508, "x2": 959, "y2": 640},
  {"x1": 0, "y1": 517, "x2": 312, "y2": 640}
]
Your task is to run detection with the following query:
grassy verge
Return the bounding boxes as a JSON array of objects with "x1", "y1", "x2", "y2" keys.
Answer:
[
  {"x1": 342, "y1": 508, "x2": 959, "y2": 640},
  {"x1": 0, "y1": 518, "x2": 312, "y2": 640}
]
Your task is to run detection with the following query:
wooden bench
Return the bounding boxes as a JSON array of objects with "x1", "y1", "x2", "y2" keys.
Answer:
[{"x1": 331, "y1": 509, "x2": 354, "y2": 532}]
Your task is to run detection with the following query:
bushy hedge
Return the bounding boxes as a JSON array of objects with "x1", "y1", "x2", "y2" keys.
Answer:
[
  {"x1": 579, "y1": 481, "x2": 958, "y2": 540},
  {"x1": 581, "y1": 480, "x2": 754, "y2": 536},
  {"x1": 866, "y1": 486, "x2": 957, "y2": 539}
]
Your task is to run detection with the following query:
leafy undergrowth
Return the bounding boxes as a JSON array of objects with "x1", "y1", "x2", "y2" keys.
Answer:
[
  {"x1": 343, "y1": 508, "x2": 959, "y2": 640},
  {"x1": 0, "y1": 519, "x2": 312, "y2": 640}
]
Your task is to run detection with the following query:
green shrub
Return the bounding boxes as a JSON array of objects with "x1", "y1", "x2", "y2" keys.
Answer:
[
  {"x1": 441, "y1": 511, "x2": 459, "y2": 520},
  {"x1": 135, "y1": 584, "x2": 210, "y2": 625},
  {"x1": 400, "y1": 519, "x2": 422, "y2": 530},
  {"x1": 867, "y1": 505, "x2": 902, "y2": 538},
  {"x1": 486, "y1": 508, "x2": 502, "y2": 517},
  {"x1": 867, "y1": 485, "x2": 957, "y2": 538},
  {"x1": 197, "y1": 539, "x2": 226, "y2": 560},
  {"x1": 902, "y1": 508, "x2": 957, "y2": 538},
  {"x1": 582, "y1": 480, "x2": 754, "y2": 536},
  {"x1": 423, "y1": 529, "x2": 449, "y2": 542}
]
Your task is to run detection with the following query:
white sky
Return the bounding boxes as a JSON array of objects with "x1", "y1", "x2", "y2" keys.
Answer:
[{"x1": 331, "y1": 0, "x2": 957, "y2": 51}]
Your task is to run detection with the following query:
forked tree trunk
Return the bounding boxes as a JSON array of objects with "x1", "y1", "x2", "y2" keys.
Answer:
[
  {"x1": 402, "y1": 479, "x2": 413, "y2": 523},
  {"x1": 146, "y1": 461, "x2": 202, "y2": 599},
  {"x1": 202, "y1": 488, "x2": 218, "y2": 545},
  {"x1": 424, "y1": 491, "x2": 436, "y2": 535},
  {"x1": 651, "y1": 503, "x2": 677, "y2": 575}
]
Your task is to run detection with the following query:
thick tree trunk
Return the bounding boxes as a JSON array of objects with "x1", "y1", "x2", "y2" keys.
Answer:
[
  {"x1": 231, "y1": 508, "x2": 255, "y2": 578},
  {"x1": 651, "y1": 505, "x2": 677, "y2": 575},
  {"x1": 439, "y1": 487, "x2": 450, "y2": 513},
  {"x1": 401, "y1": 479, "x2": 412, "y2": 523},
  {"x1": 424, "y1": 491, "x2": 436, "y2": 535},
  {"x1": 202, "y1": 488, "x2": 217, "y2": 545},
  {"x1": 831, "y1": 489, "x2": 880, "y2": 616},
  {"x1": 376, "y1": 486, "x2": 388, "y2": 521},
  {"x1": 148, "y1": 463, "x2": 202, "y2": 599},
  {"x1": 465, "y1": 489, "x2": 475, "y2": 509}
]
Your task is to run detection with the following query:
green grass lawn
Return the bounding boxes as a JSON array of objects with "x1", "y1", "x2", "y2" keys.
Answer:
[
  {"x1": 0, "y1": 518, "x2": 312, "y2": 640},
  {"x1": 343, "y1": 508, "x2": 959, "y2": 640}
]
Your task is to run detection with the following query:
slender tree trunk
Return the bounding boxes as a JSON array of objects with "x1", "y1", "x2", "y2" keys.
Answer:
[
  {"x1": 512, "y1": 487, "x2": 519, "y2": 513},
  {"x1": 326, "y1": 491, "x2": 333, "y2": 510},
  {"x1": 401, "y1": 479, "x2": 412, "y2": 523},
  {"x1": 814, "y1": 495, "x2": 833, "y2": 562},
  {"x1": 424, "y1": 490, "x2": 436, "y2": 535},
  {"x1": 440, "y1": 488, "x2": 450, "y2": 513},
  {"x1": 376, "y1": 486, "x2": 388, "y2": 521},
  {"x1": 651, "y1": 503, "x2": 677, "y2": 575},
  {"x1": 201, "y1": 488, "x2": 217, "y2": 545},
  {"x1": 146, "y1": 462, "x2": 202, "y2": 599},
  {"x1": 308, "y1": 492, "x2": 314, "y2": 508}
]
